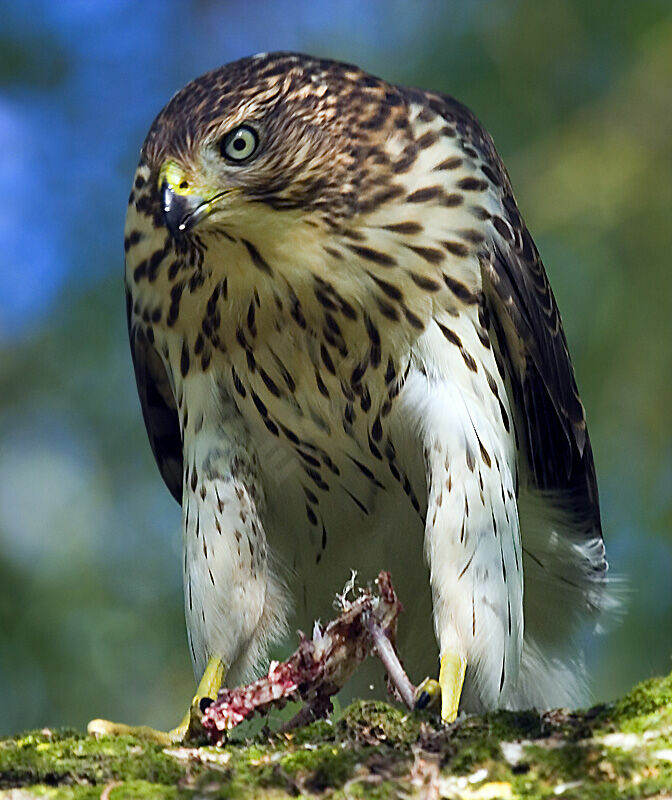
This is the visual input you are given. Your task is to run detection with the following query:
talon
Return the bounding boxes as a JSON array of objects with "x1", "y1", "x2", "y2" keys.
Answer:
[
  {"x1": 199, "y1": 696, "x2": 215, "y2": 712},
  {"x1": 414, "y1": 677, "x2": 441, "y2": 710}
]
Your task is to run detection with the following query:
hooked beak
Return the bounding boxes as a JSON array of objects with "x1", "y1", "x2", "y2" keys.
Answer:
[{"x1": 162, "y1": 180, "x2": 214, "y2": 237}]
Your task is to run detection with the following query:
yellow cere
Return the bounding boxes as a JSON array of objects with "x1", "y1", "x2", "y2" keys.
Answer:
[{"x1": 159, "y1": 160, "x2": 198, "y2": 196}]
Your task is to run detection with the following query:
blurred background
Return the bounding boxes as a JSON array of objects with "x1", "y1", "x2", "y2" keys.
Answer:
[{"x1": 1, "y1": 0, "x2": 671, "y2": 736}]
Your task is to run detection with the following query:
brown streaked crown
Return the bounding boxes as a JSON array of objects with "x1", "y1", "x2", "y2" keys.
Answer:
[{"x1": 139, "y1": 52, "x2": 485, "y2": 225}]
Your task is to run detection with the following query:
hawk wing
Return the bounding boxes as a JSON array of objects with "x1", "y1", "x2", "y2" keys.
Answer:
[
  {"x1": 126, "y1": 289, "x2": 183, "y2": 504},
  {"x1": 482, "y1": 232, "x2": 602, "y2": 538},
  {"x1": 424, "y1": 89, "x2": 603, "y2": 542}
]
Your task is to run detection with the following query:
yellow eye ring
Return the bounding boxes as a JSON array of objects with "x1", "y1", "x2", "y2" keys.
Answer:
[{"x1": 220, "y1": 125, "x2": 258, "y2": 162}]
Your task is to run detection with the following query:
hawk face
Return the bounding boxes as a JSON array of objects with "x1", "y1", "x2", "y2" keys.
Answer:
[
  {"x1": 129, "y1": 52, "x2": 490, "y2": 355},
  {"x1": 141, "y1": 53, "x2": 414, "y2": 243}
]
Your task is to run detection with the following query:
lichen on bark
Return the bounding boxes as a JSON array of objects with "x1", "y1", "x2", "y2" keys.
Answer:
[{"x1": 2, "y1": 670, "x2": 672, "y2": 798}]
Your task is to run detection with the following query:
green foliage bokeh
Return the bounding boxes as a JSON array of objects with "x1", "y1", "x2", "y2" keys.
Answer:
[{"x1": 1, "y1": 0, "x2": 670, "y2": 735}]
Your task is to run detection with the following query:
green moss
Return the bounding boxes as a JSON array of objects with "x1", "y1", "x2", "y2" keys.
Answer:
[
  {"x1": 0, "y1": 787, "x2": 102, "y2": 799},
  {"x1": 332, "y1": 778, "x2": 407, "y2": 799},
  {"x1": 440, "y1": 709, "x2": 544, "y2": 774},
  {"x1": 606, "y1": 670, "x2": 672, "y2": 728},
  {"x1": 4, "y1": 672, "x2": 672, "y2": 798},
  {"x1": 524, "y1": 741, "x2": 594, "y2": 783},
  {"x1": 335, "y1": 699, "x2": 426, "y2": 745},
  {"x1": 279, "y1": 742, "x2": 353, "y2": 777},
  {"x1": 101, "y1": 780, "x2": 181, "y2": 799},
  {"x1": 0, "y1": 781, "x2": 181, "y2": 799},
  {"x1": 269, "y1": 718, "x2": 335, "y2": 747},
  {"x1": 211, "y1": 735, "x2": 375, "y2": 796},
  {"x1": 0, "y1": 729, "x2": 183, "y2": 790}
]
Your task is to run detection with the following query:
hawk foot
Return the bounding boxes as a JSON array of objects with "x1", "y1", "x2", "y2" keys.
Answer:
[
  {"x1": 414, "y1": 676, "x2": 441, "y2": 710},
  {"x1": 88, "y1": 656, "x2": 227, "y2": 745},
  {"x1": 413, "y1": 652, "x2": 467, "y2": 723}
]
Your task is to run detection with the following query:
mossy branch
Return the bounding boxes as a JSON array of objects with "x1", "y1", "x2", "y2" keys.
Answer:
[{"x1": 2, "y1": 670, "x2": 672, "y2": 799}]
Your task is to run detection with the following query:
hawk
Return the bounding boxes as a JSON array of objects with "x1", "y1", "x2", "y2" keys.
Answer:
[{"x1": 120, "y1": 52, "x2": 611, "y2": 736}]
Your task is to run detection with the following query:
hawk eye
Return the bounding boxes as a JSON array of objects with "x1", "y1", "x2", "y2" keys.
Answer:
[{"x1": 220, "y1": 125, "x2": 258, "y2": 162}]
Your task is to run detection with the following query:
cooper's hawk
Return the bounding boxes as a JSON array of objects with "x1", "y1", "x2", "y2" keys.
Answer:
[{"x1": 120, "y1": 52, "x2": 611, "y2": 736}]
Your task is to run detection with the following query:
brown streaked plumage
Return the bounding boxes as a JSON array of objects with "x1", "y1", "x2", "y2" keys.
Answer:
[{"x1": 125, "y1": 52, "x2": 613, "y2": 721}]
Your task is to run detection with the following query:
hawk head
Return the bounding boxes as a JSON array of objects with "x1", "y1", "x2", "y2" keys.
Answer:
[
  {"x1": 127, "y1": 51, "x2": 496, "y2": 363},
  {"x1": 139, "y1": 52, "x2": 416, "y2": 242}
]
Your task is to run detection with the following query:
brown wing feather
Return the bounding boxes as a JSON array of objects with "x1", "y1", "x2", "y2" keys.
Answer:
[
  {"x1": 483, "y1": 237, "x2": 602, "y2": 538},
  {"x1": 126, "y1": 289, "x2": 183, "y2": 505},
  {"x1": 419, "y1": 88, "x2": 602, "y2": 540}
]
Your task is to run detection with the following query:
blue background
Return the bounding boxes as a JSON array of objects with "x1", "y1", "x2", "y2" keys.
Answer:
[{"x1": 1, "y1": 0, "x2": 671, "y2": 734}]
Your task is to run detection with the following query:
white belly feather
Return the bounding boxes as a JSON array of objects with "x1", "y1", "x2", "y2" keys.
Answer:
[{"x1": 171, "y1": 288, "x2": 526, "y2": 709}]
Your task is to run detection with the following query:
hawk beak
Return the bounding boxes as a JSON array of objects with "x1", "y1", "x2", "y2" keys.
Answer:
[{"x1": 162, "y1": 180, "x2": 212, "y2": 236}]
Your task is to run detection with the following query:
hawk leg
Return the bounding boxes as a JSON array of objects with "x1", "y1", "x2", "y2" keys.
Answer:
[
  {"x1": 414, "y1": 652, "x2": 467, "y2": 723},
  {"x1": 402, "y1": 368, "x2": 523, "y2": 717}
]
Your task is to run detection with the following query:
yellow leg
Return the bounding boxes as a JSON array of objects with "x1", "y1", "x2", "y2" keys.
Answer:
[
  {"x1": 169, "y1": 656, "x2": 227, "y2": 741},
  {"x1": 438, "y1": 652, "x2": 467, "y2": 723},
  {"x1": 414, "y1": 652, "x2": 467, "y2": 723},
  {"x1": 88, "y1": 656, "x2": 227, "y2": 745}
]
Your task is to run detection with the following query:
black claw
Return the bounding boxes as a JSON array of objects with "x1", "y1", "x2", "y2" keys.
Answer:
[
  {"x1": 199, "y1": 696, "x2": 214, "y2": 713},
  {"x1": 415, "y1": 691, "x2": 430, "y2": 710}
]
